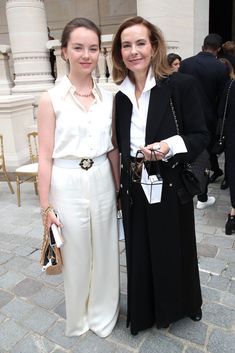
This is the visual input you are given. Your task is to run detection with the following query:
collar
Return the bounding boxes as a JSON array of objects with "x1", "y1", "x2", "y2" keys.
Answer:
[
  {"x1": 119, "y1": 67, "x2": 156, "y2": 98},
  {"x1": 197, "y1": 51, "x2": 216, "y2": 58},
  {"x1": 59, "y1": 75, "x2": 103, "y2": 101}
]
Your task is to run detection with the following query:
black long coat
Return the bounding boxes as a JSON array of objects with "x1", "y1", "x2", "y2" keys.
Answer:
[
  {"x1": 115, "y1": 72, "x2": 210, "y2": 332},
  {"x1": 219, "y1": 80, "x2": 235, "y2": 208},
  {"x1": 180, "y1": 52, "x2": 229, "y2": 134}
]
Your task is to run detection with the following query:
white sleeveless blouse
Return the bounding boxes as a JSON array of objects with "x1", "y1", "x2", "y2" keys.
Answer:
[{"x1": 48, "y1": 75, "x2": 114, "y2": 159}]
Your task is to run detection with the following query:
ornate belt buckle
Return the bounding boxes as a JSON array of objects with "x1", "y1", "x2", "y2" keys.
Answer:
[{"x1": 79, "y1": 158, "x2": 94, "y2": 170}]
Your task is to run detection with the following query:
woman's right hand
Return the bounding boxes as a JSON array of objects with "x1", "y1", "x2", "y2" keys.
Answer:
[{"x1": 43, "y1": 209, "x2": 63, "y2": 230}]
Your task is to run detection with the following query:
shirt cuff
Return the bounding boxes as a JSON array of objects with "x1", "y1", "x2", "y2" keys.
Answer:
[{"x1": 161, "y1": 135, "x2": 187, "y2": 161}]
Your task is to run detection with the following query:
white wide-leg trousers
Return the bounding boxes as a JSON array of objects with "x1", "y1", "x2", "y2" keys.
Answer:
[{"x1": 50, "y1": 158, "x2": 120, "y2": 337}]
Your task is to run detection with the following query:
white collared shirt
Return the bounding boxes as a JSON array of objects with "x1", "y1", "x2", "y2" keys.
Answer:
[
  {"x1": 119, "y1": 68, "x2": 187, "y2": 158},
  {"x1": 48, "y1": 75, "x2": 114, "y2": 159}
]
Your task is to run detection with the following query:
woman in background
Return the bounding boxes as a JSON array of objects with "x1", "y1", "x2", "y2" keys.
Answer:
[
  {"x1": 218, "y1": 58, "x2": 235, "y2": 190},
  {"x1": 218, "y1": 58, "x2": 235, "y2": 234},
  {"x1": 167, "y1": 52, "x2": 182, "y2": 72}
]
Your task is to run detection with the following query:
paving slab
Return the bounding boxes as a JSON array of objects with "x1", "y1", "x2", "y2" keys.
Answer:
[
  {"x1": 45, "y1": 319, "x2": 78, "y2": 349},
  {"x1": 20, "y1": 306, "x2": 58, "y2": 334},
  {"x1": 139, "y1": 330, "x2": 184, "y2": 353},
  {"x1": 30, "y1": 285, "x2": 64, "y2": 310},
  {"x1": 202, "y1": 302, "x2": 235, "y2": 328},
  {"x1": 109, "y1": 315, "x2": 145, "y2": 349},
  {"x1": 169, "y1": 318, "x2": 208, "y2": 345},
  {"x1": 207, "y1": 328, "x2": 235, "y2": 353},
  {"x1": 72, "y1": 331, "x2": 116, "y2": 353},
  {"x1": 207, "y1": 274, "x2": 230, "y2": 291},
  {"x1": 53, "y1": 300, "x2": 66, "y2": 319},
  {"x1": 198, "y1": 257, "x2": 227, "y2": 275},
  {"x1": 0, "y1": 318, "x2": 28, "y2": 351},
  {"x1": 1, "y1": 297, "x2": 35, "y2": 321},
  {"x1": 0, "y1": 289, "x2": 14, "y2": 309},
  {"x1": 13, "y1": 277, "x2": 44, "y2": 297},
  {"x1": 0, "y1": 270, "x2": 25, "y2": 290},
  {"x1": 10, "y1": 333, "x2": 55, "y2": 353}
]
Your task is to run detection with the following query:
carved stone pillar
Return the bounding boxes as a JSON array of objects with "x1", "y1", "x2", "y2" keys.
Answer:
[
  {"x1": 0, "y1": 45, "x2": 14, "y2": 95},
  {"x1": 6, "y1": 0, "x2": 54, "y2": 95}
]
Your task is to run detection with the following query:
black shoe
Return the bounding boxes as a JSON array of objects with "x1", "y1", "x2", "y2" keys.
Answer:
[
  {"x1": 131, "y1": 330, "x2": 139, "y2": 336},
  {"x1": 220, "y1": 178, "x2": 229, "y2": 190},
  {"x1": 190, "y1": 309, "x2": 202, "y2": 322},
  {"x1": 225, "y1": 214, "x2": 235, "y2": 235},
  {"x1": 209, "y1": 169, "x2": 223, "y2": 183}
]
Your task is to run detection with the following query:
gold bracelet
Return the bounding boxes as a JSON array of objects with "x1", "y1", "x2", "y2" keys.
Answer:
[{"x1": 41, "y1": 205, "x2": 54, "y2": 217}]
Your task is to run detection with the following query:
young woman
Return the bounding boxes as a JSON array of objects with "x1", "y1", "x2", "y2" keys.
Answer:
[
  {"x1": 112, "y1": 16, "x2": 209, "y2": 335},
  {"x1": 37, "y1": 18, "x2": 119, "y2": 338}
]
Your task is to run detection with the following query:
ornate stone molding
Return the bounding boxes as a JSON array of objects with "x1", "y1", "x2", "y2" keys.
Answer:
[
  {"x1": 7, "y1": 0, "x2": 44, "y2": 3},
  {"x1": 14, "y1": 56, "x2": 49, "y2": 62},
  {"x1": 15, "y1": 72, "x2": 51, "y2": 77}
]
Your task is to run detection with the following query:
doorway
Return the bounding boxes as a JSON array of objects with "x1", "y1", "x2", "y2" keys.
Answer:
[{"x1": 209, "y1": 0, "x2": 234, "y2": 41}]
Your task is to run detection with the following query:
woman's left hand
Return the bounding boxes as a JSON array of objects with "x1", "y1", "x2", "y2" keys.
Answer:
[{"x1": 140, "y1": 142, "x2": 170, "y2": 160}]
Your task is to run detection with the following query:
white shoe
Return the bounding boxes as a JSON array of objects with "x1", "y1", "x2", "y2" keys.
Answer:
[{"x1": 196, "y1": 196, "x2": 216, "y2": 210}]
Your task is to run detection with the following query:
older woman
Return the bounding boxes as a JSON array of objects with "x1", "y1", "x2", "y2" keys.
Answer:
[{"x1": 112, "y1": 16, "x2": 209, "y2": 335}]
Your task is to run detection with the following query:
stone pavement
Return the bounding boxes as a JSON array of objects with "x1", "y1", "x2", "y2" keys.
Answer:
[{"x1": 0, "y1": 171, "x2": 235, "y2": 353}]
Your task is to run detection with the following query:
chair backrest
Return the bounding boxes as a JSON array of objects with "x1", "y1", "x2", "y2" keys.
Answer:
[{"x1": 27, "y1": 132, "x2": 38, "y2": 163}]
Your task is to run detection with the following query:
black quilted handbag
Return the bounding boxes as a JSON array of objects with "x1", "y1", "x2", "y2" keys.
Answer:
[
  {"x1": 181, "y1": 149, "x2": 210, "y2": 197},
  {"x1": 170, "y1": 99, "x2": 210, "y2": 197}
]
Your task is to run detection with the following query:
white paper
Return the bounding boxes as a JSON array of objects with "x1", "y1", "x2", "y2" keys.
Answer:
[{"x1": 141, "y1": 165, "x2": 163, "y2": 204}]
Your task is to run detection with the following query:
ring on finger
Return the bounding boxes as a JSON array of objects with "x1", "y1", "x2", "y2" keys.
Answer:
[{"x1": 152, "y1": 143, "x2": 161, "y2": 151}]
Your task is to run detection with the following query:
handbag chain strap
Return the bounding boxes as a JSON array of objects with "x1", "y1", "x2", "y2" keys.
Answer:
[
  {"x1": 219, "y1": 79, "x2": 234, "y2": 141},
  {"x1": 169, "y1": 98, "x2": 180, "y2": 135},
  {"x1": 170, "y1": 79, "x2": 234, "y2": 141}
]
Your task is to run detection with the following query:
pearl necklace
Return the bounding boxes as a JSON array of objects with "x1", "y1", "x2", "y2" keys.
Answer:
[{"x1": 74, "y1": 91, "x2": 93, "y2": 98}]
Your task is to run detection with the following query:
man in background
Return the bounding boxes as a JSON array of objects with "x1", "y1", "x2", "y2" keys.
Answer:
[{"x1": 180, "y1": 33, "x2": 229, "y2": 209}]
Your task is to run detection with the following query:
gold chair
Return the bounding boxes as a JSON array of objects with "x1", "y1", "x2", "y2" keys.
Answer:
[
  {"x1": 0, "y1": 134, "x2": 14, "y2": 194},
  {"x1": 15, "y1": 131, "x2": 38, "y2": 207}
]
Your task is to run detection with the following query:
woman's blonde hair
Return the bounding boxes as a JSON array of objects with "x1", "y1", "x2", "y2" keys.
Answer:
[{"x1": 112, "y1": 16, "x2": 172, "y2": 84}]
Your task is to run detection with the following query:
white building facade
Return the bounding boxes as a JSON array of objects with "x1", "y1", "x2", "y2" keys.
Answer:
[{"x1": 0, "y1": 0, "x2": 225, "y2": 168}]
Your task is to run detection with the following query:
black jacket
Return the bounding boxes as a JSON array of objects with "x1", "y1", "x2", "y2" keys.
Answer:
[{"x1": 180, "y1": 51, "x2": 229, "y2": 133}]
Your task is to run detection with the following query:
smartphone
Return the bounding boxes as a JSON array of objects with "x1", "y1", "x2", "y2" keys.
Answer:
[{"x1": 49, "y1": 212, "x2": 64, "y2": 248}]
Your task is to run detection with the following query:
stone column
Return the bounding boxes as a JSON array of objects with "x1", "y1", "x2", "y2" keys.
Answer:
[
  {"x1": 6, "y1": 0, "x2": 54, "y2": 95},
  {"x1": 0, "y1": 45, "x2": 14, "y2": 95}
]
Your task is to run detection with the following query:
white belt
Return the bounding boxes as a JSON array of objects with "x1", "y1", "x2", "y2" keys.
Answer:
[{"x1": 53, "y1": 154, "x2": 107, "y2": 170}]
